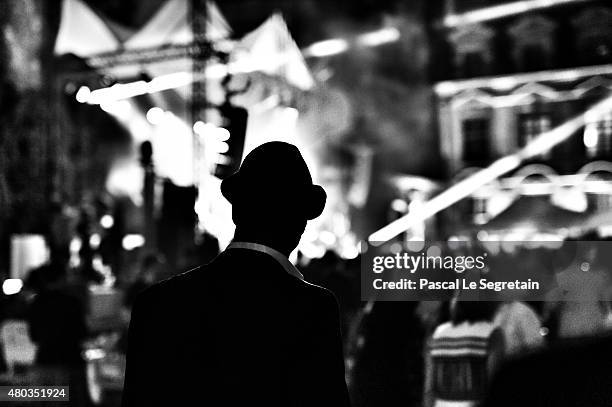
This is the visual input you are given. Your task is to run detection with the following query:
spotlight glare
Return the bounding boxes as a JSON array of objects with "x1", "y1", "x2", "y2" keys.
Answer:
[
  {"x1": 357, "y1": 27, "x2": 401, "y2": 47},
  {"x1": 584, "y1": 126, "x2": 598, "y2": 148},
  {"x1": 2, "y1": 279, "x2": 23, "y2": 296},
  {"x1": 391, "y1": 199, "x2": 409, "y2": 213},
  {"x1": 89, "y1": 233, "x2": 101, "y2": 249},
  {"x1": 146, "y1": 107, "x2": 166, "y2": 125},
  {"x1": 304, "y1": 39, "x2": 349, "y2": 58},
  {"x1": 193, "y1": 121, "x2": 206, "y2": 134},
  {"x1": 216, "y1": 142, "x2": 230, "y2": 154},
  {"x1": 75, "y1": 86, "x2": 91, "y2": 103},
  {"x1": 100, "y1": 214, "x2": 114, "y2": 229},
  {"x1": 216, "y1": 128, "x2": 231, "y2": 142},
  {"x1": 122, "y1": 234, "x2": 145, "y2": 251}
]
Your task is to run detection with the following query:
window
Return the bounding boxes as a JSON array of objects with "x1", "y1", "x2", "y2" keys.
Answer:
[
  {"x1": 518, "y1": 112, "x2": 551, "y2": 159},
  {"x1": 472, "y1": 197, "x2": 489, "y2": 225},
  {"x1": 462, "y1": 118, "x2": 490, "y2": 166},
  {"x1": 519, "y1": 113, "x2": 551, "y2": 147},
  {"x1": 584, "y1": 112, "x2": 612, "y2": 159}
]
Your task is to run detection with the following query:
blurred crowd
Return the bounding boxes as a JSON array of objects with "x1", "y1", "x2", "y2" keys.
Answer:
[{"x1": 1, "y1": 228, "x2": 612, "y2": 406}]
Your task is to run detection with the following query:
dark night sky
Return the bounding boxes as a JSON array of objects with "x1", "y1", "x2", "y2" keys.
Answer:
[{"x1": 83, "y1": 0, "x2": 430, "y2": 45}]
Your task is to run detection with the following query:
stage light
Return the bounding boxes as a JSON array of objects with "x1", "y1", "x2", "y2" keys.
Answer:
[
  {"x1": 583, "y1": 125, "x2": 598, "y2": 148},
  {"x1": 2, "y1": 279, "x2": 23, "y2": 296},
  {"x1": 357, "y1": 27, "x2": 400, "y2": 47},
  {"x1": 193, "y1": 121, "x2": 207, "y2": 134},
  {"x1": 214, "y1": 103, "x2": 249, "y2": 179},
  {"x1": 87, "y1": 81, "x2": 148, "y2": 105},
  {"x1": 304, "y1": 39, "x2": 349, "y2": 58},
  {"x1": 391, "y1": 199, "x2": 409, "y2": 212},
  {"x1": 300, "y1": 241, "x2": 326, "y2": 259},
  {"x1": 89, "y1": 234, "x2": 101, "y2": 249},
  {"x1": 215, "y1": 141, "x2": 230, "y2": 154},
  {"x1": 489, "y1": 77, "x2": 519, "y2": 91},
  {"x1": 70, "y1": 237, "x2": 82, "y2": 253},
  {"x1": 195, "y1": 123, "x2": 231, "y2": 144},
  {"x1": 206, "y1": 63, "x2": 229, "y2": 79},
  {"x1": 146, "y1": 107, "x2": 166, "y2": 125},
  {"x1": 216, "y1": 127, "x2": 231, "y2": 142},
  {"x1": 339, "y1": 243, "x2": 360, "y2": 260},
  {"x1": 75, "y1": 86, "x2": 91, "y2": 103},
  {"x1": 148, "y1": 72, "x2": 192, "y2": 93},
  {"x1": 319, "y1": 231, "x2": 337, "y2": 246},
  {"x1": 434, "y1": 82, "x2": 459, "y2": 97},
  {"x1": 213, "y1": 155, "x2": 232, "y2": 165},
  {"x1": 442, "y1": 0, "x2": 588, "y2": 28},
  {"x1": 100, "y1": 214, "x2": 114, "y2": 229},
  {"x1": 84, "y1": 349, "x2": 106, "y2": 361},
  {"x1": 551, "y1": 187, "x2": 588, "y2": 213},
  {"x1": 100, "y1": 100, "x2": 131, "y2": 119},
  {"x1": 122, "y1": 234, "x2": 145, "y2": 251}
]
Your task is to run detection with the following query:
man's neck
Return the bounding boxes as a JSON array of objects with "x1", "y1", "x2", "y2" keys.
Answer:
[{"x1": 232, "y1": 229, "x2": 295, "y2": 257}]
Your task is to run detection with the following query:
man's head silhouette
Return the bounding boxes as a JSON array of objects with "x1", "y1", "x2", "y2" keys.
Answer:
[{"x1": 221, "y1": 141, "x2": 326, "y2": 255}]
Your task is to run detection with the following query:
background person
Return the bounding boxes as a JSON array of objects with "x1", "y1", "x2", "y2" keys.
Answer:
[{"x1": 424, "y1": 298, "x2": 503, "y2": 407}]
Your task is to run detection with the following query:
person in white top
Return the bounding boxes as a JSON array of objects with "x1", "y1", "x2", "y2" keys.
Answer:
[
  {"x1": 424, "y1": 300, "x2": 504, "y2": 407},
  {"x1": 493, "y1": 301, "x2": 543, "y2": 356}
]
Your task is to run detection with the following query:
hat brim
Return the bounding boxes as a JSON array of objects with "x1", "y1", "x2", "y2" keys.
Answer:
[{"x1": 221, "y1": 173, "x2": 326, "y2": 220}]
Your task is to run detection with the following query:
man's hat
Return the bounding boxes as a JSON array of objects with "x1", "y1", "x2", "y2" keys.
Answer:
[{"x1": 221, "y1": 142, "x2": 326, "y2": 220}]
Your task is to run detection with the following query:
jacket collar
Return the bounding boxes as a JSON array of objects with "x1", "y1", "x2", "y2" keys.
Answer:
[{"x1": 226, "y1": 241, "x2": 304, "y2": 281}]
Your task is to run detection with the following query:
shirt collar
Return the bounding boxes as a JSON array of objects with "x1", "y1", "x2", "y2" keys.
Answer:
[{"x1": 226, "y1": 241, "x2": 304, "y2": 281}]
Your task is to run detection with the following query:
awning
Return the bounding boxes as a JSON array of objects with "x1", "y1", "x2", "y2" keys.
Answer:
[
  {"x1": 54, "y1": 0, "x2": 231, "y2": 57},
  {"x1": 470, "y1": 195, "x2": 588, "y2": 234}
]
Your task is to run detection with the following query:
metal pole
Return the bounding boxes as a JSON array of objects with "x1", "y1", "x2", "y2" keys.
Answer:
[{"x1": 191, "y1": 0, "x2": 207, "y2": 236}]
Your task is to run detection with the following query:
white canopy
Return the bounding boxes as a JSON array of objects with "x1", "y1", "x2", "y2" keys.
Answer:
[
  {"x1": 54, "y1": 0, "x2": 231, "y2": 57},
  {"x1": 234, "y1": 13, "x2": 314, "y2": 90},
  {"x1": 54, "y1": 0, "x2": 315, "y2": 241}
]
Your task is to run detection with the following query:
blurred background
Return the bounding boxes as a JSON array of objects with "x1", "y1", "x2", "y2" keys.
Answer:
[{"x1": 1, "y1": 0, "x2": 612, "y2": 405}]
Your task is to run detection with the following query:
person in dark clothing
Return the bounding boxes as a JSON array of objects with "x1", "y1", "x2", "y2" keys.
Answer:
[
  {"x1": 483, "y1": 331, "x2": 612, "y2": 407},
  {"x1": 122, "y1": 142, "x2": 351, "y2": 407},
  {"x1": 28, "y1": 286, "x2": 87, "y2": 366},
  {"x1": 26, "y1": 249, "x2": 90, "y2": 406},
  {"x1": 27, "y1": 249, "x2": 88, "y2": 366},
  {"x1": 349, "y1": 302, "x2": 426, "y2": 407}
]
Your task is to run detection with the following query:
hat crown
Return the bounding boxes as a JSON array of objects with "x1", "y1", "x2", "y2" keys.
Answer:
[
  {"x1": 220, "y1": 142, "x2": 326, "y2": 220},
  {"x1": 235, "y1": 142, "x2": 312, "y2": 187}
]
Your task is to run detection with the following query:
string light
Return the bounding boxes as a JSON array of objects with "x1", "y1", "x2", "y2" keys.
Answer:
[
  {"x1": 369, "y1": 95, "x2": 612, "y2": 244},
  {"x1": 74, "y1": 26, "x2": 402, "y2": 105},
  {"x1": 442, "y1": 0, "x2": 591, "y2": 28}
]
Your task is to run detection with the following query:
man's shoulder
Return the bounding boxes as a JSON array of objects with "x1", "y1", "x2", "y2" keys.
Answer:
[
  {"x1": 133, "y1": 265, "x2": 206, "y2": 307},
  {"x1": 133, "y1": 253, "x2": 338, "y2": 312},
  {"x1": 297, "y1": 279, "x2": 338, "y2": 306},
  {"x1": 292, "y1": 277, "x2": 338, "y2": 316}
]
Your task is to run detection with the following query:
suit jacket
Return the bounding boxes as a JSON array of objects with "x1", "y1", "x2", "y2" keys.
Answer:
[
  {"x1": 122, "y1": 247, "x2": 351, "y2": 407},
  {"x1": 483, "y1": 332, "x2": 612, "y2": 407}
]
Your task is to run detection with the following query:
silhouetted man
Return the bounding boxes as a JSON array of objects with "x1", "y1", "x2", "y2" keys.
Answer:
[{"x1": 122, "y1": 142, "x2": 351, "y2": 407}]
